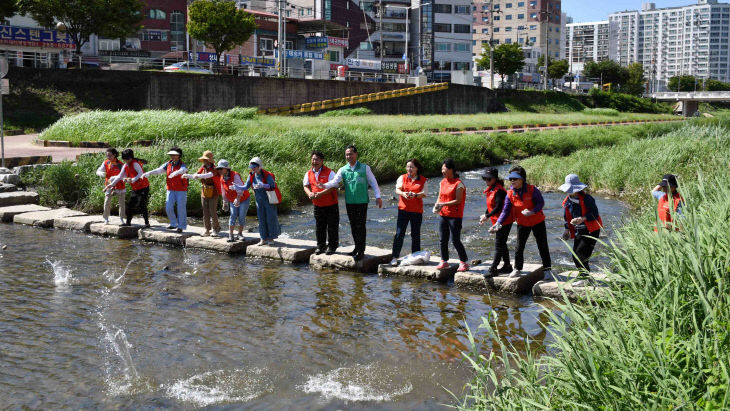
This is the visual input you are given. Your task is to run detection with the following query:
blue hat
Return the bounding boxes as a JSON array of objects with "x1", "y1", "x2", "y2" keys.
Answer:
[
  {"x1": 559, "y1": 174, "x2": 588, "y2": 194},
  {"x1": 507, "y1": 171, "x2": 524, "y2": 180}
]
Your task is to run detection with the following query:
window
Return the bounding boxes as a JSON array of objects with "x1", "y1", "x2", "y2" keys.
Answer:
[
  {"x1": 454, "y1": 42, "x2": 469, "y2": 51},
  {"x1": 530, "y1": 13, "x2": 537, "y2": 19},
  {"x1": 506, "y1": 38, "x2": 512, "y2": 43},
  {"x1": 99, "y1": 38, "x2": 120, "y2": 51},
  {"x1": 454, "y1": 61, "x2": 470, "y2": 70},
  {"x1": 147, "y1": 9, "x2": 166, "y2": 19},
  {"x1": 530, "y1": 36, "x2": 536, "y2": 43},
  {"x1": 454, "y1": 5, "x2": 470, "y2": 14},
  {"x1": 530, "y1": 24, "x2": 537, "y2": 30},
  {"x1": 529, "y1": 1, "x2": 536, "y2": 7},
  {"x1": 505, "y1": 26, "x2": 512, "y2": 31},
  {"x1": 494, "y1": 15, "x2": 500, "y2": 20},
  {"x1": 482, "y1": 28, "x2": 488, "y2": 33},
  {"x1": 260, "y1": 38, "x2": 274, "y2": 51},
  {"x1": 517, "y1": 13, "x2": 524, "y2": 19},
  {"x1": 494, "y1": 27, "x2": 500, "y2": 32},
  {"x1": 506, "y1": 3, "x2": 512, "y2": 8},
  {"x1": 506, "y1": 14, "x2": 512, "y2": 20},
  {"x1": 360, "y1": 42, "x2": 374, "y2": 50},
  {"x1": 327, "y1": 50, "x2": 340, "y2": 61},
  {"x1": 170, "y1": 10, "x2": 185, "y2": 49},
  {"x1": 436, "y1": 42, "x2": 451, "y2": 51},
  {"x1": 518, "y1": 1, "x2": 524, "y2": 6},
  {"x1": 434, "y1": 4, "x2": 452, "y2": 13},
  {"x1": 454, "y1": 24, "x2": 471, "y2": 33},
  {"x1": 434, "y1": 23, "x2": 452, "y2": 32}
]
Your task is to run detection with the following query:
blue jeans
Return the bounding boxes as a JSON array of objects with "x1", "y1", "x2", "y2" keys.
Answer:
[
  {"x1": 229, "y1": 197, "x2": 251, "y2": 228},
  {"x1": 391, "y1": 209, "x2": 423, "y2": 258},
  {"x1": 166, "y1": 190, "x2": 188, "y2": 229}
]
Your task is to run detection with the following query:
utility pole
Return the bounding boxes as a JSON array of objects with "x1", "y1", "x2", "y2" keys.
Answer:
[
  {"x1": 542, "y1": 9, "x2": 552, "y2": 91},
  {"x1": 277, "y1": 0, "x2": 285, "y2": 76},
  {"x1": 379, "y1": 0, "x2": 383, "y2": 68},
  {"x1": 488, "y1": 6, "x2": 502, "y2": 89}
]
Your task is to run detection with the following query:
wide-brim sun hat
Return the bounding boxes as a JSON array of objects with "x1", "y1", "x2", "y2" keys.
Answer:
[
  {"x1": 249, "y1": 156, "x2": 262, "y2": 169},
  {"x1": 215, "y1": 159, "x2": 230, "y2": 169},
  {"x1": 559, "y1": 173, "x2": 588, "y2": 194},
  {"x1": 166, "y1": 149, "x2": 182, "y2": 156},
  {"x1": 198, "y1": 150, "x2": 214, "y2": 163}
]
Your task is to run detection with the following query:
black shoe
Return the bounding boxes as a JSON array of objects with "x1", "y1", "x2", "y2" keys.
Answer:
[
  {"x1": 484, "y1": 267, "x2": 499, "y2": 278},
  {"x1": 348, "y1": 249, "x2": 358, "y2": 256},
  {"x1": 353, "y1": 252, "x2": 364, "y2": 261},
  {"x1": 167, "y1": 225, "x2": 175, "y2": 230},
  {"x1": 497, "y1": 265, "x2": 513, "y2": 274},
  {"x1": 226, "y1": 238, "x2": 235, "y2": 243},
  {"x1": 144, "y1": 223, "x2": 151, "y2": 228},
  {"x1": 326, "y1": 249, "x2": 336, "y2": 255},
  {"x1": 121, "y1": 222, "x2": 132, "y2": 227},
  {"x1": 176, "y1": 228, "x2": 183, "y2": 233},
  {"x1": 315, "y1": 248, "x2": 325, "y2": 255}
]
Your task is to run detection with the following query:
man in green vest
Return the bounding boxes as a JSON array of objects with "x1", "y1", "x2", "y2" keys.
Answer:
[{"x1": 321, "y1": 145, "x2": 382, "y2": 261}]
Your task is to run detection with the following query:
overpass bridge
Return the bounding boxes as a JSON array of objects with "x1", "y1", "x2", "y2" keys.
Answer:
[{"x1": 651, "y1": 91, "x2": 730, "y2": 116}]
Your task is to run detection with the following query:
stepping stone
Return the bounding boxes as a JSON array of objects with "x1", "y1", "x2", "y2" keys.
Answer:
[
  {"x1": 185, "y1": 233, "x2": 259, "y2": 254},
  {"x1": 310, "y1": 245, "x2": 392, "y2": 273},
  {"x1": 246, "y1": 237, "x2": 318, "y2": 263},
  {"x1": 13, "y1": 207, "x2": 86, "y2": 228},
  {"x1": 89, "y1": 219, "x2": 150, "y2": 239},
  {"x1": 0, "y1": 191, "x2": 39, "y2": 207},
  {"x1": 54, "y1": 215, "x2": 106, "y2": 232},
  {"x1": 0, "y1": 183, "x2": 17, "y2": 193},
  {"x1": 377, "y1": 257, "x2": 459, "y2": 282},
  {"x1": 0, "y1": 204, "x2": 51, "y2": 222},
  {"x1": 454, "y1": 263, "x2": 544, "y2": 295},
  {"x1": 138, "y1": 226, "x2": 200, "y2": 246},
  {"x1": 533, "y1": 270, "x2": 610, "y2": 301}
]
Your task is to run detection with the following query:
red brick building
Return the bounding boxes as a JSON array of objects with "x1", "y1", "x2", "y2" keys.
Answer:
[{"x1": 137, "y1": 0, "x2": 188, "y2": 55}]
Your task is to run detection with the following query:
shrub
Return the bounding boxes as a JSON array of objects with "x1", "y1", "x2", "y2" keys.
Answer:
[
  {"x1": 582, "y1": 107, "x2": 620, "y2": 116},
  {"x1": 224, "y1": 107, "x2": 258, "y2": 120},
  {"x1": 588, "y1": 89, "x2": 671, "y2": 114},
  {"x1": 319, "y1": 107, "x2": 374, "y2": 117}
]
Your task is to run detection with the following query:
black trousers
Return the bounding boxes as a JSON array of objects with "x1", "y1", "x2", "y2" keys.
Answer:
[
  {"x1": 346, "y1": 203, "x2": 368, "y2": 253},
  {"x1": 439, "y1": 216, "x2": 468, "y2": 262},
  {"x1": 126, "y1": 187, "x2": 150, "y2": 225},
  {"x1": 573, "y1": 229, "x2": 600, "y2": 272},
  {"x1": 515, "y1": 221, "x2": 551, "y2": 270},
  {"x1": 314, "y1": 204, "x2": 339, "y2": 251},
  {"x1": 391, "y1": 209, "x2": 423, "y2": 258},
  {"x1": 490, "y1": 222, "x2": 513, "y2": 270}
]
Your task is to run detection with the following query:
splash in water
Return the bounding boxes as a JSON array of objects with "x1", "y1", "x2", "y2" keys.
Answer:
[
  {"x1": 46, "y1": 259, "x2": 73, "y2": 286},
  {"x1": 300, "y1": 363, "x2": 413, "y2": 402},
  {"x1": 164, "y1": 368, "x2": 273, "y2": 406},
  {"x1": 102, "y1": 254, "x2": 140, "y2": 288},
  {"x1": 97, "y1": 316, "x2": 149, "y2": 396}
]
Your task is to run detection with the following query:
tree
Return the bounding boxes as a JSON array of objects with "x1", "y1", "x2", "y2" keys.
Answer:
[
  {"x1": 477, "y1": 43, "x2": 525, "y2": 87},
  {"x1": 668, "y1": 75, "x2": 699, "y2": 92},
  {"x1": 188, "y1": 0, "x2": 256, "y2": 65},
  {"x1": 19, "y1": 0, "x2": 143, "y2": 58},
  {"x1": 622, "y1": 62, "x2": 647, "y2": 96},
  {"x1": 538, "y1": 55, "x2": 568, "y2": 80},
  {"x1": 0, "y1": 0, "x2": 19, "y2": 21},
  {"x1": 583, "y1": 60, "x2": 629, "y2": 88}
]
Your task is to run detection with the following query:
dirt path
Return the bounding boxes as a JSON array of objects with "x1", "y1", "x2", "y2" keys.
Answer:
[{"x1": 2, "y1": 134, "x2": 106, "y2": 163}]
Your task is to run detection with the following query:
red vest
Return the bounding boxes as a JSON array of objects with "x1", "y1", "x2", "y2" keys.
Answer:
[
  {"x1": 124, "y1": 160, "x2": 149, "y2": 191},
  {"x1": 485, "y1": 183, "x2": 513, "y2": 225},
  {"x1": 197, "y1": 164, "x2": 221, "y2": 195},
  {"x1": 308, "y1": 166, "x2": 338, "y2": 207},
  {"x1": 398, "y1": 174, "x2": 427, "y2": 213},
  {"x1": 166, "y1": 161, "x2": 188, "y2": 191},
  {"x1": 562, "y1": 193, "x2": 603, "y2": 238},
  {"x1": 220, "y1": 171, "x2": 250, "y2": 203},
  {"x1": 508, "y1": 184, "x2": 546, "y2": 227},
  {"x1": 657, "y1": 191, "x2": 682, "y2": 229},
  {"x1": 249, "y1": 169, "x2": 282, "y2": 204},
  {"x1": 104, "y1": 159, "x2": 125, "y2": 190},
  {"x1": 439, "y1": 178, "x2": 465, "y2": 218}
]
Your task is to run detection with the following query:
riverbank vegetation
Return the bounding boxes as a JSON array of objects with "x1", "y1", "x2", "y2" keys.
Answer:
[
  {"x1": 461, "y1": 121, "x2": 730, "y2": 409},
  {"x1": 38, "y1": 108, "x2": 674, "y2": 145},
  {"x1": 23, "y1": 116, "x2": 697, "y2": 215}
]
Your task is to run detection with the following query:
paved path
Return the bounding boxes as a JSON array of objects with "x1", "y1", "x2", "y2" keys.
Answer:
[
  {"x1": 2, "y1": 134, "x2": 106, "y2": 162},
  {"x1": 438, "y1": 118, "x2": 684, "y2": 135}
]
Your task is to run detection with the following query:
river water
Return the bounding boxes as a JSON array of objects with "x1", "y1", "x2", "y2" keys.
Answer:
[{"x1": 0, "y1": 167, "x2": 627, "y2": 409}]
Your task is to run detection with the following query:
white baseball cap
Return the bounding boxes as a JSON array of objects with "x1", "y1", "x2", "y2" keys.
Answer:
[{"x1": 249, "y1": 156, "x2": 262, "y2": 169}]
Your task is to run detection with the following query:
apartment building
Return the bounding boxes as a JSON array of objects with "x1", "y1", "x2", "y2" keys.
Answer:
[
  {"x1": 609, "y1": 0, "x2": 730, "y2": 88},
  {"x1": 564, "y1": 20, "x2": 610, "y2": 75}
]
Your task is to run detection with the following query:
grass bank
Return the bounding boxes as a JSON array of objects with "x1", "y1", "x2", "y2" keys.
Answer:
[
  {"x1": 38, "y1": 108, "x2": 674, "y2": 145},
  {"x1": 460, "y1": 121, "x2": 730, "y2": 409}
]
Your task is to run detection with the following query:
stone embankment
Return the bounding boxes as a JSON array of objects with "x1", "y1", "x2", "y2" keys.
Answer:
[{"x1": 0, "y1": 167, "x2": 608, "y2": 301}]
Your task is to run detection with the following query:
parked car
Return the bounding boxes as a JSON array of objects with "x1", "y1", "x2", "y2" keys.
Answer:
[{"x1": 163, "y1": 61, "x2": 213, "y2": 74}]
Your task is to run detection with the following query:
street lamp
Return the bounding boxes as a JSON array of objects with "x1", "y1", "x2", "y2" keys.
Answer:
[{"x1": 537, "y1": 9, "x2": 554, "y2": 90}]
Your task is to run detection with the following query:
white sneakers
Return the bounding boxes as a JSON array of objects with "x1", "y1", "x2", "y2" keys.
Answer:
[
  {"x1": 202, "y1": 230, "x2": 211, "y2": 237},
  {"x1": 390, "y1": 258, "x2": 398, "y2": 266},
  {"x1": 508, "y1": 269, "x2": 525, "y2": 278}
]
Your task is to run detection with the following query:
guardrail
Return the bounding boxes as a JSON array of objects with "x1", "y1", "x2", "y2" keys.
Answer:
[{"x1": 256, "y1": 82, "x2": 449, "y2": 116}]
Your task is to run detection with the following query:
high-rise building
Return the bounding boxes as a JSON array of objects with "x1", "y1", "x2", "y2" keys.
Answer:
[
  {"x1": 471, "y1": 1, "x2": 563, "y2": 84},
  {"x1": 564, "y1": 20, "x2": 611, "y2": 75},
  {"x1": 608, "y1": 0, "x2": 730, "y2": 90}
]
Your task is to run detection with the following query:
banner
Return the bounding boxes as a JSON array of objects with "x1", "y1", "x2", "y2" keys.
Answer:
[
  {"x1": 327, "y1": 37, "x2": 348, "y2": 48},
  {"x1": 305, "y1": 37, "x2": 328, "y2": 49},
  {"x1": 197, "y1": 52, "x2": 218, "y2": 62},
  {"x1": 0, "y1": 24, "x2": 74, "y2": 49},
  {"x1": 343, "y1": 58, "x2": 380, "y2": 70},
  {"x1": 240, "y1": 55, "x2": 275, "y2": 66},
  {"x1": 276, "y1": 49, "x2": 324, "y2": 60}
]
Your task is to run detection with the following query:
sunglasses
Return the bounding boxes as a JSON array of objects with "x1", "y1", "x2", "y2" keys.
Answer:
[{"x1": 509, "y1": 177, "x2": 520, "y2": 181}]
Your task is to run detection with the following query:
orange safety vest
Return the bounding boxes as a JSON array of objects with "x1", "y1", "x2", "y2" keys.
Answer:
[
  {"x1": 249, "y1": 169, "x2": 282, "y2": 204},
  {"x1": 562, "y1": 193, "x2": 603, "y2": 238},
  {"x1": 508, "y1": 184, "x2": 546, "y2": 227},
  {"x1": 197, "y1": 164, "x2": 221, "y2": 195},
  {"x1": 307, "y1": 166, "x2": 338, "y2": 207},
  {"x1": 439, "y1": 178, "x2": 465, "y2": 218},
  {"x1": 124, "y1": 160, "x2": 149, "y2": 191},
  {"x1": 220, "y1": 171, "x2": 250, "y2": 203},
  {"x1": 166, "y1": 161, "x2": 189, "y2": 191},
  {"x1": 657, "y1": 191, "x2": 683, "y2": 231},
  {"x1": 398, "y1": 174, "x2": 427, "y2": 213},
  {"x1": 485, "y1": 182, "x2": 513, "y2": 225},
  {"x1": 104, "y1": 159, "x2": 125, "y2": 190}
]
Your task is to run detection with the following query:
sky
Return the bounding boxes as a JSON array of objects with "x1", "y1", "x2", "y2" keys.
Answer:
[{"x1": 563, "y1": 0, "x2": 701, "y2": 23}]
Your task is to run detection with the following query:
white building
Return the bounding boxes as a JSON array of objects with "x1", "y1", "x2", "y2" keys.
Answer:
[
  {"x1": 432, "y1": 0, "x2": 473, "y2": 81},
  {"x1": 609, "y1": 0, "x2": 730, "y2": 90},
  {"x1": 565, "y1": 20, "x2": 611, "y2": 75}
]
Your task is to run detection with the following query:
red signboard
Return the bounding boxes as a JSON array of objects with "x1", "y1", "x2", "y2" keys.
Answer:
[{"x1": 327, "y1": 37, "x2": 348, "y2": 48}]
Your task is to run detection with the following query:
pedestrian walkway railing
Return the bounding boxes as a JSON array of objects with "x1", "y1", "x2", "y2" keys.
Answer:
[{"x1": 256, "y1": 82, "x2": 449, "y2": 116}]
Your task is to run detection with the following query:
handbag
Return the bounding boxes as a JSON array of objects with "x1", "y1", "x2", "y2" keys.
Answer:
[
  {"x1": 202, "y1": 184, "x2": 216, "y2": 199},
  {"x1": 266, "y1": 190, "x2": 280, "y2": 205}
]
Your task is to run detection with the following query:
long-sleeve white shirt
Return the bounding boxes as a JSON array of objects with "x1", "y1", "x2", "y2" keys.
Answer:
[
  {"x1": 323, "y1": 162, "x2": 381, "y2": 199},
  {"x1": 395, "y1": 175, "x2": 428, "y2": 196},
  {"x1": 144, "y1": 162, "x2": 187, "y2": 178},
  {"x1": 302, "y1": 167, "x2": 337, "y2": 186},
  {"x1": 98, "y1": 161, "x2": 126, "y2": 192},
  {"x1": 107, "y1": 161, "x2": 145, "y2": 186}
]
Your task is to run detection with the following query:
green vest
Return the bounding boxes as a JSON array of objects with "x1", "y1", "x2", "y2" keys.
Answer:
[{"x1": 340, "y1": 162, "x2": 369, "y2": 204}]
